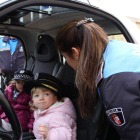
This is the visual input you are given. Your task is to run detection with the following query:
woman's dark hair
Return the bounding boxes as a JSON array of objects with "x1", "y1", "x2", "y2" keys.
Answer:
[{"x1": 56, "y1": 19, "x2": 109, "y2": 118}]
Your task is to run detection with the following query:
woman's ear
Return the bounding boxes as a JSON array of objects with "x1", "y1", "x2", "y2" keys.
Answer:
[{"x1": 71, "y1": 47, "x2": 80, "y2": 60}]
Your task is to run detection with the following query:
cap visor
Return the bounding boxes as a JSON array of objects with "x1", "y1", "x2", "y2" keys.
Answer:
[{"x1": 23, "y1": 81, "x2": 43, "y2": 95}]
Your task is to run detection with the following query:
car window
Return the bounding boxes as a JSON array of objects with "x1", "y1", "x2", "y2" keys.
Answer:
[
  {"x1": 0, "y1": 35, "x2": 25, "y2": 90},
  {"x1": 0, "y1": 1, "x2": 138, "y2": 139},
  {"x1": 0, "y1": 6, "x2": 74, "y2": 25},
  {"x1": 108, "y1": 34, "x2": 126, "y2": 42},
  {"x1": 0, "y1": 5, "x2": 129, "y2": 67},
  {"x1": 0, "y1": 5, "x2": 123, "y2": 39},
  {"x1": 0, "y1": 0, "x2": 11, "y2": 5}
]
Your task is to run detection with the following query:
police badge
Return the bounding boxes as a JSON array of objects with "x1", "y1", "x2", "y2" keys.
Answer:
[
  {"x1": 19, "y1": 46, "x2": 23, "y2": 52},
  {"x1": 34, "y1": 73, "x2": 39, "y2": 80},
  {"x1": 19, "y1": 70, "x2": 25, "y2": 74},
  {"x1": 106, "y1": 107, "x2": 125, "y2": 126}
]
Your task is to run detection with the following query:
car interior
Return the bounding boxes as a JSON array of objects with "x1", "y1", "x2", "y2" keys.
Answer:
[{"x1": 0, "y1": 1, "x2": 136, "y2": 140}]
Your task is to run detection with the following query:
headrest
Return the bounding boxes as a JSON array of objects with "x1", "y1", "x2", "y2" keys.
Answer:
[{"x1": 34, "y1": 35, "x2": 58, "y2": 62}]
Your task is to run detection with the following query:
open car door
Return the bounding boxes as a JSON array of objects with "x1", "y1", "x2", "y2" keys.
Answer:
[{"x1": 0, "y1": 0, "x2": 140, "y2": 140}]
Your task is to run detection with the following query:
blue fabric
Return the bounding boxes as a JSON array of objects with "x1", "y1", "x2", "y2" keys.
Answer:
[
  {"x1": 103, "y1": 40, "x2": 140, "y2": 78},
  {"x1": 0, "y1": 37, "x2": 10, "y2": 50},
  {"x1": 0, "y1": 36, "x2": 24, "y2": 74},
  {"x1": 9, "y1": 38, "x2": 18, "y2": 53},
  {"x1": 0, "y1": 38, "x2": 18, "y2": 53},
  {"x1": 0, "y1": 38, "x2": 3, "y2": 49}
]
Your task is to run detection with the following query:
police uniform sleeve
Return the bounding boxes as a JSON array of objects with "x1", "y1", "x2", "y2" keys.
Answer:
[{"x1": 98, "y1": 72, "x2": 140, "y2": 139}]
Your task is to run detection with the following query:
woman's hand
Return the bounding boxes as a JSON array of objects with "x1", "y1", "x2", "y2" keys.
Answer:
[{"x1": 37, "y1": 124, "x2": 48, "y2": 139}]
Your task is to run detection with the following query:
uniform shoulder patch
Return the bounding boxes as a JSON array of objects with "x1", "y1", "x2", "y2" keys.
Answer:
[
  {"x1": 34, "y1": 73, "x2": 39, "y2": 80},
  {"x1": 19, "y1": 46, "x2": 23, "y2": 52},
  {"x1": 106, "y1": 107, "x2": 125, "y2": 126}
]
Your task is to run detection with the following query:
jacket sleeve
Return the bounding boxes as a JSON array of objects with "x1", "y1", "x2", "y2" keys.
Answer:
[
  {"x1": 4, "y1": 84, "x2": 15, "y2": 94},
  {"x1": 16, "y1": 56, "x2": 24, "y2": 70},
  {"x1": 16, "y1": 40, "x2": 24, "y2": 70},
  {"x1": 46, "y1": 113, "x2": 74, "y2": 140},
  {"x1": 27, "y1": 110, "x2": 34, "y2": 132},
  {"x1": 27, "y1": 98, "x2": 35, "y2": 131}
]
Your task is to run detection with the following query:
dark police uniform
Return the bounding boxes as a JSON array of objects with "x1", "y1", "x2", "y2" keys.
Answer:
[
  {"x1": 97, "y1": 40, "x2": 140, "y2": 140},
  {"x1": 0, "y1": 36, "x2": 24, "y2": 89}
]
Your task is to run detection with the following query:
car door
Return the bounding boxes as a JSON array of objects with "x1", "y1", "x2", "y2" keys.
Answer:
[{"x1": 0, "y1": 0, "x2": 140, "y2": 140}]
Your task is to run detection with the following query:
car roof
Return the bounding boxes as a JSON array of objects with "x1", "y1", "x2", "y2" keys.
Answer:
[{"x1": 0, "y1": 0, "x2": 140, "y2": 46}]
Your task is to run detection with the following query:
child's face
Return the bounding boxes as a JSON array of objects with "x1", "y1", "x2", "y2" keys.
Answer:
[
  {"x1": 15, "y1": 80, "x2": 24, "y2": 92},
  {"x1": 32, "y1": 88, "x2": 57, "y2": 111}
]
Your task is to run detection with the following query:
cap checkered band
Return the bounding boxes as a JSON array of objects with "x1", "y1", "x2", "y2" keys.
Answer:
[{"x1": 14, "y1": 74, "x2": 32, "y2": 80}]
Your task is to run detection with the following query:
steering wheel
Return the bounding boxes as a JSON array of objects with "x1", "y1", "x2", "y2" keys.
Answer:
[{"x1": 0, "y1": 90, "x2": 22, "y2": 140}]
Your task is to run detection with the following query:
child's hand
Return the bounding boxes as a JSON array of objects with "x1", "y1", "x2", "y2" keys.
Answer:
[
  {"x1": 11, "y1": 83, "x2": 16, "y2": 89},
  {"x1": 37, "y1": 124, "x2": 48, "y2": 139}
]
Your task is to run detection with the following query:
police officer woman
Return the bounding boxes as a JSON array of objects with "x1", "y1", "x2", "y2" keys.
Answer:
[{"x1": 55, "y1": 18, "x2": 140, "y2": 140}]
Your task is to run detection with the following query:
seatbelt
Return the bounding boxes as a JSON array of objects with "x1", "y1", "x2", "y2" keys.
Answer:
[{"x1": 26, "y1": 53, "x2": 35, "y2": 72}]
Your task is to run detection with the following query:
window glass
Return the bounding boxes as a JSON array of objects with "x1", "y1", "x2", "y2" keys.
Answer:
[
  {"x1": 0, "y1": 35, "x2": 25, "y2": 91},
  {"x1": 108, "y1": 34, "x2": 126, "y2": 42},
  {"x1": 0, "y1": 6, "x2": 73, "y2": 25},
  {"x1": 0, "y1": 0, "x2": 10, "y2": 5}
]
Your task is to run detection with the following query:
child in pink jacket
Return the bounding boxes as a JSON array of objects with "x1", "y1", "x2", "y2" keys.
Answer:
[
  {"x1": 23, "y1": 73, "x2": 77, "y2": 140},
  {"x1": 0, "y1": 69, "x2": 34, "y2": 131}
]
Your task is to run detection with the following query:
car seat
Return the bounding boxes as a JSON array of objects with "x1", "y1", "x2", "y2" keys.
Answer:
[
  {"x1": 31, "y1": 34, "x2": 65, "y2": 80},
  {"x1": 26, "y1": 53, "x2": 35, "y2": 72},
  {"x1": 22, "y1": 35, "x2": 65, "y2": 139},
  {"x1": 0, "y1": 34, "x2": 112, "y2": 140},
  {"x1": 0, "y1": 35, "x2": 66, "y2": 140}
]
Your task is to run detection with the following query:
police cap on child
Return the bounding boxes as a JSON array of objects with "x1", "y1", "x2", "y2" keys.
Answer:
[{"x1": 23, "y1": 73, "x2": 65, "y2": 99}]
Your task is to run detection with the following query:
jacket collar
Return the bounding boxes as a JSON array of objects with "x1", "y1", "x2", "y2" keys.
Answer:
[
  {"x1": 3, "y1": 36, "x2": 10, "y2": 43},
  {"x1": 96, "y1": 60, "x2": 104, "y2": 86}
]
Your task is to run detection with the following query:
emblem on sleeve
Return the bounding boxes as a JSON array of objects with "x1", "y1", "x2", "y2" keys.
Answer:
[
  {"x1": 106, "y1": 107, "x2": 125, "y2": 126},
  {"x1": 19, "y1": 46, "x2": 23, "y2": 52},
  {"x1": 19, "y1": 70, "x2": 25, "y2": 73},
  {"x1": 34, "y1": 73, "x2": 39, "y2": 80}
]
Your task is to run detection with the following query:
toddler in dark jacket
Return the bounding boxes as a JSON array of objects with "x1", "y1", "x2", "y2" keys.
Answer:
[{"x1": 0, "y1": 69, "x2": 34, "y2": 131}]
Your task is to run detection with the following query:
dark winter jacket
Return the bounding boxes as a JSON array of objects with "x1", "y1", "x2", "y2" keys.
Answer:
[
  {"x1": 0, "y1": 84, "x2": 34, "y2": 131},
  {"x1": 0, "y1": 36, "x2": 24, "y2": 74},
  {"x1": 97, "y1": 40, "x2": 140, "y2": 140}
]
